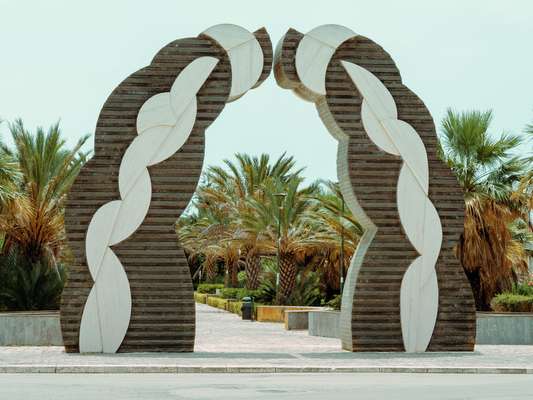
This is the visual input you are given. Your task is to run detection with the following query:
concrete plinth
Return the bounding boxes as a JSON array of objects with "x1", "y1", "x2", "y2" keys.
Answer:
[{"x1": 0, "y1": 311, "x2": 62, "y2": 346}]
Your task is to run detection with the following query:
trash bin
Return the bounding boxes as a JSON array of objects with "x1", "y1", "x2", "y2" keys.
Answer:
[{"x1": 241, "y1": 296, "x2": 254, "y2": 321}]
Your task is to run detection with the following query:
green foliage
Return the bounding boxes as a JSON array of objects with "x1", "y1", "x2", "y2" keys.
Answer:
[
  {"x1": 194, "y1": 292, "x2": 208, "y2": 304},
  {"x1": 439, "y1": 109, "x2": 526, "y2": 201},
  {"x1": 237, "y1": 270, "x2": 247, "y2": 287},
  {"x1": 219, "y1": 287, "x2": 260, "y2": 300},
  {"x1": 226, "y1": 300, "x2": 243, "y2": 316},
  {"x1": 255, "y1": 258, "x2": 320, "y2": 306},
  {"x1": 325, "y1": 294, "x2": 342, "y2": 310},
  {"x1": 196, "y1": 283, "x2": 224, "y2": 294},
  {"x1": 510, "y1": 282, "x2": 533, "y2": 296},
  {"x1": 491, "y1": 293, "x2": 533, "y2": 312},
  {"x1": 0, "y1": 248, "x2": 67, "y2": 310},
  {"x1": 206, "y1": 296, "x2": 228, "y2": 309}
]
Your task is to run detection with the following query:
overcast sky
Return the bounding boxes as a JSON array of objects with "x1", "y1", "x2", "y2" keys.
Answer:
[{"x1": 1, "y1": 0, "x2": 532, "y2": 183}]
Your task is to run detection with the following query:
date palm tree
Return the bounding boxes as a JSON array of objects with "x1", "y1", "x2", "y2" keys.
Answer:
[
  {"x1": 0, "y1": 138, "x2": 21, "y2": 212},
  {"x1": 241, "y1": 176, "x2": 320, "y2": 303},
  {"x1": 305, "y1": 181, "x2": 363, "y2": 293},
  {"x1": 178, "y1": 153, "x2": 303, "y2": 289},
  {"x1": 0, "y1": 119, "x2": 89, "y2": 265},
  {"x1": 439, "y1": 109, "x2": 530, "y2": 309}
]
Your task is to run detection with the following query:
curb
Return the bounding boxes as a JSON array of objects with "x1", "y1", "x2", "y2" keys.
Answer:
[{"x1": 0, "y1": 365, "x2": 531, "y2": 374}]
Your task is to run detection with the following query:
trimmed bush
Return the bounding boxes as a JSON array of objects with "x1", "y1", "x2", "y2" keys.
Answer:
[
  {"x1": 227, "y1": 300, "x2": 243, "y2": 316},
  {"x1": 491, "y1": 293, "x2": 533, "y2": 312},
  {"x1": 197, "y1": 283, "x2": 224, "y2": 294},
  {"x1": 194, "y1": 292, "x2": 208, "y2": 304},
  {"x1": 206, "y1": 296, "x2": 228, "y2": 310}
]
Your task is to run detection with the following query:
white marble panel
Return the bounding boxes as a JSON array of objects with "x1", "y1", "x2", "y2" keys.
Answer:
[
  {"x1": 79, "y1": 287, "x2": 103, "y2": 353},
  {"x1": 202, "y1": 25, "x2": 262, "y2": 101},
  {"x1": 400, "y1": 257, "x2": 439, "y2": 353},
  {"x1": 94, "y1": 249, "x2": 132, "y2": 353},
  {"x1": 136, "y1": 93, "x2": 174, "y2": 134},
  {"x1": 85, "y1": 200, "x2": 121, "y2": 279}
]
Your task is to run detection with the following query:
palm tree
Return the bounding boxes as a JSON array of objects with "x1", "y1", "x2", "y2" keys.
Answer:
[
  {"x1": 440, "y1": 109, "x2": 530, "y2": 309},
  {"x1": 178, "y1": 153, "x2": 304, "y2": 289},
  {"x1": 0, "y1": 119, "x2": 89, "y2": 265},
  {"x1": 0, "y1": 125, "x2": 21, "y2": 213},
  {"x1": 241, "y1": 176, "x2": 321, "y2": 304},
  {"x1": 305, "y1": 181, "x2": 363, "y2": 293}
]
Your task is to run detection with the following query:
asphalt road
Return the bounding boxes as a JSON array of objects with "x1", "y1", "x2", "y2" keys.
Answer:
[{"x1": 1, "y1": 373, "x2": 532, "y2": 400}]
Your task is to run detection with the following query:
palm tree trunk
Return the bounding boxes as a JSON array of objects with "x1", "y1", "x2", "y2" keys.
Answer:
[
  {"x1": 245, "y1": 249, "x2": 261, "y2": 290},
  {"x1": 224, "y1": 250, "x2": 239, "y2": 288},
  {"x1": 204, "y1": 254, "x2": 217, "y2": 283},
  {"x1": 277, "y1": 253, "x2": 297, "y2": 304}
]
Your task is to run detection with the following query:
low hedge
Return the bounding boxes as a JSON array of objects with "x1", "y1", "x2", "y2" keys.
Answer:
[
  {"x1": 194, "y1": 292, "x2": 208, "y2": 304},
  {"x1": 491, "y1": 293, "x2": 533, "y2": 312},
  {"x1": 197, "y1": 283, "x2": 224, "y2": 294},
  {"x1": 205, "y1": 295, "x2": 244, "y2": 316}
]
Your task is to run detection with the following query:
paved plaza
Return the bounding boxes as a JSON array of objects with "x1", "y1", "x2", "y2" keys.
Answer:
[{"x1": 1, "y1": 303, "x2": 532, "y2": 373}]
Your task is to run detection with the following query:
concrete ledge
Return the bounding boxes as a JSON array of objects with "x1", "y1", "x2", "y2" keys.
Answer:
[
  {"x1": 309, "y1": 310, "x2": 340, "y2": 338},
  {"x1": 0, "y1": 364, "x2": 530, "y2": 374},
  {"x1": 0, "y1": 311, "x2": 62, "y2": 346},
  {"x1": 476, "y1": 313, "x2": 533, "y2": 344},
  {"x1": 284, "y1": 310, "x2": 310, "y2": 330}
]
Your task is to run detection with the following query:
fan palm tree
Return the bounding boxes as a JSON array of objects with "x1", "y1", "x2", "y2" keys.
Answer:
[
  {"x1": 0, "y1": 119, "x2": 89, "y2": 265},
  {"x1": 440, "y1": 109, "x2": 530, "y2": 309}
]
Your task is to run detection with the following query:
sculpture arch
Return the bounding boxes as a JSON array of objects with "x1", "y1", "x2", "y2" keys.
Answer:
[
  {"x1": 275, "y1": 25, "x2": 475, "y2": 352},
  {"x1": 60, "y1": 24, "x2": 272, "y2": 353},
  {"x1": 60, "y1": 24, "x2": 475, "y2": 354}
]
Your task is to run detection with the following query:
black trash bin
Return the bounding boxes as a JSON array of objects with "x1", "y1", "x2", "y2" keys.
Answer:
[{"x1": 241, "y1": 296, "x2": 254, "y2": 321}]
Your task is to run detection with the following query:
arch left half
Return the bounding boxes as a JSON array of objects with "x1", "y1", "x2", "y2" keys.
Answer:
[{"x1": 60, "y1": 24, "x2": 272, "y2": 353}]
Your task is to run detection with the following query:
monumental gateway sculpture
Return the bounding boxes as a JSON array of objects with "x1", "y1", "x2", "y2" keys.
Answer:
[{"x1": 60, "y1": 24, "x2": 475, "y2": 353}]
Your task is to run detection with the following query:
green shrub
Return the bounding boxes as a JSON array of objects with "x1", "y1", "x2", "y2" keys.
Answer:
[
  {"x1": 0, "y1": 248, "x2": 67, "y2": 311},
  {"x1": 491, "y1": 293, "x2": 533, "y2": 312},
  {"x1": 194, "y1": 292, "x2": 208, "y2": 304},
  {"x1": 255, "y1": 259, "x2": 321, "y2": 306},
  {"x1": 197, "y1": 283, "x2": 224, "y2": 294},
  {"x1": 219, "y1": 287, "x2": 260, "y2": 300},
  {"x1": 511, "y1": 282, "x2": 533, "y2": 296},
  {"x1": 206, "y1": 296, "x2": 228, "y2": 309},
  {"x1": 227, "y1": 300, "x2": 243, "y2": 316},
  {"x1": 325, "y1": 294, "x2": 342, "y2": 310}
]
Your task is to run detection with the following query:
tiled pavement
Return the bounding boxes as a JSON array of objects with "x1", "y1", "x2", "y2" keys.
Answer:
[{"x1": 1, "y1": 303, "x2": 532, "y2": 373}]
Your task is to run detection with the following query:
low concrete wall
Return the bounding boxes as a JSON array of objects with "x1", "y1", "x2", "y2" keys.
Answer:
[
  {"x1": 308, "y1": 310, "x2": 340, "y2": 338},
  {"x1": 256, "y1": 306, "x2": 322, "y2": 323},
  {"x1": 0, "y1": 311, "x2": 62, "y2": 346},
  {"x1": 308, "y1": 311, "x2": 533, "y2": 345},
  {"x1": 476, "y1": 312, "x2": 533, "y2": 345},
  {"x1": 284, "y1": 310, "x2": 309, "y2": 330}
]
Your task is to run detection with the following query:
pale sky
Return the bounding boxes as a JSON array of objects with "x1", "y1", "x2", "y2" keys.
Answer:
[{"x1": 1, "y1": 0, "x2": 532, "y2": 183}]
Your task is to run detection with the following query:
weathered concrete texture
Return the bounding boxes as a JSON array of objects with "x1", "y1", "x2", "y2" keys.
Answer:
[
  {"x1": 309, "y1": 311, "x2": 341, "y2": 339},
  {"x1": 0, "y1": 312, "x2": 62, "y2": 346},
  {"x1": 284, "y1": 311, "x2": 309, "y2": 330},
  {"x1": 476, "y1": 313, "x2": 533, "y2": 345}
]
